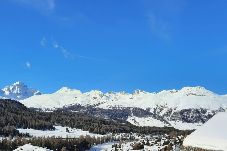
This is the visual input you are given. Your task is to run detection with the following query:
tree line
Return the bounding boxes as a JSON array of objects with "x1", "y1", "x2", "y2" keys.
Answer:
[
  {"x1": 0, "y1": 135, "x2": 115, "y2": 151},
  {"x1": 0, "y1": 99, "x2": 192, "y2": 137}
]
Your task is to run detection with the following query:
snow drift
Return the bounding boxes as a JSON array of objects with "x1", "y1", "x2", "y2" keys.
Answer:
[{"x1": 13, "y1": 144, "x2": 51, "y2": 151}]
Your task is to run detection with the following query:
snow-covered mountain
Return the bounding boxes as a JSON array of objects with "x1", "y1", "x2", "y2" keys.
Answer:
[
  {"x1": 21, "y1": 86, "x2": 227, "y2": 130},
  {"x1": 22, "y1": 86, "x2": 227, "y2": 110},
  {"x1": 2, "y1": 82, "x2": 224, "y2": 130},
  {"x1": 0, "y1": 81, "x2": 41, "y2": 100}
]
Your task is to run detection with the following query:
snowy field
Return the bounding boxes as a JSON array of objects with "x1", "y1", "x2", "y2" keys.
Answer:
[
  {"x1": 183, "y1": 112, "x2": 227, "y2": 150},
  {"x1": 90, "y1": 142, "x2": 156, "y2": 151},
  {"x1": 127, "y1": 116, "x2": 202, "y2": 130},
  {"x1": 90, "y1": 141, "x2": 181, "y2": 151},
  {"x1": 13, "y1": 144, "x2": 51, "y2": 151},
  {"x1": 127, "y1": 116, "x2": 167, "y2": 127},
  {"x1": 18, "y1": 126, "x2": 104, "y2": 138},
  {"x1": 90, "y1": 142, "x2": 117, "y2": 151},
  {"x1": 168, "y1": 121, "x2": 202, "y2": 130}
]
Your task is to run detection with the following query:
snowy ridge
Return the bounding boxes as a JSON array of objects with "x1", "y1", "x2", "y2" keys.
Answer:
[
  {"x1": 20, "y1": 86, "x2": 227, "y2": 130},
  {"x1": 22, "y1": 87, "x2": 106, "y2": 109},
  {"x1": 22, "y1": 86, "x2": 227, "y2": 111},
  {"x1": 18, "y1": 126, "x2": 104, "y2": 138},
  {"x1": 0, "y1": 81, "x2": 41, "y2": 100},
  {"x1": 0, "y1": 82, "x2": 221, "y2": 130},
  {"x1": 183, "y1": 112, "x2": 227, "y2": 150}
]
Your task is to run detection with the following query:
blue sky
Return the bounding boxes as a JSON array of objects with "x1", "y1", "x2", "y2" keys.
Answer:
[{"x1": 1, "y1": 0, "x2": 227, "y2": 94}]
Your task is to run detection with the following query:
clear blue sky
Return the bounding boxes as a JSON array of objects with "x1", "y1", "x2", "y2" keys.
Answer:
[{"x1": 0, "y1": 0, "x2": 227, "y2": 94}]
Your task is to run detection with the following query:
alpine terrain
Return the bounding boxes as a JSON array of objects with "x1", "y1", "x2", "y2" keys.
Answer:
[
  {"x1": 0, "y1": 81, "x2": 41, "y2": 100},
  {"x1": 2, "y1": 82, "x2": 224, "y2": 130}
]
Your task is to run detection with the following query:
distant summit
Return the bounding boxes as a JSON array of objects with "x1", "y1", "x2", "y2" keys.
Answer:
[
  {"x1": 22, "y1": 85, "x2": 226, "y2": 110},
  {"x1": 0, "y1": 81, "x2": 41, "y2": 100}
]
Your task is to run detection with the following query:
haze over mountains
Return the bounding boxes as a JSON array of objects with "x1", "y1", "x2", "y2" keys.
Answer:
[{"x1": 1, "y1": 81, "x2": 227, "y2": 130}]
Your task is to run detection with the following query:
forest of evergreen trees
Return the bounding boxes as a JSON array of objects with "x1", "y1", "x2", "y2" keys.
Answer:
[
  {"x1": 0, "y1": 99, "x2": 193, "y2": 150},
  {"x1": 0, "y1": 99, "x2": 192, "y2": 137},
  {"x1": 0, "y1": 135, "x2": 115, "y2": 150}
]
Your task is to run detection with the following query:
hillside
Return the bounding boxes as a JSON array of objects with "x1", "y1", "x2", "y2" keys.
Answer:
[
  {"x1": 2, "y1": 82, "x2": 227, "y2": 130},
  {"x1": 21, "y1": 86, "x2": 227, "y2": 130},
  {"x1": 22, "y1": 86, "x2": 227, "y2": 110},
  {"x1": 0, "y1": 99, "x2": 189, "y2": 137}
]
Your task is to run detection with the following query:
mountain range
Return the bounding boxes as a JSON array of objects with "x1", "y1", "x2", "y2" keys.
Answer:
[{"x1": 1, "y1": 82, "x2": 227, "y2": 130}]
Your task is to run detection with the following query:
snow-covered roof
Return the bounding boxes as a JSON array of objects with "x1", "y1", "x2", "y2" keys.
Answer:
[{"x1": 183, "y1": 112, "x2": 227, "y2": 150}]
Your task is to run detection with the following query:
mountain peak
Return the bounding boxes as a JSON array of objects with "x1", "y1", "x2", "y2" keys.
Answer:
[
  {"x1": 133, "y1": 89, "x2": 147, "y2": 95},
  {"x1": 180, "y1": 86, "x2": 214, "y2": 96},
  {"x1": 181, "y1": 86, "x2": 206, "y2": 91},
  {"x1": 87, "y1": 90, "x2": 103, "y2": 95},
  {"x1": 56, "y1": 87, "x2": 73, "y2": 93},
  {"x1": 13, "y1": 81, "x2": 26, "y2": 86},
  {"x1": 55, "y1": 87, "x2": 81, "y2": 94},
  {"x1": 21, "y1": 85, "x2": 227, "y2": 111},
  {"x1": 1, "y1": 81, "x2": 41, "y2": 100}
]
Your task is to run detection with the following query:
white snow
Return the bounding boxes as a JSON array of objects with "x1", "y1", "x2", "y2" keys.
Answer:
[
  {"x1": 22, "y1": 87, "x2": 106, "y2": 109},
  {"x1": 13, "y1": 144, "x2": 52, "y2": 151},
  {"x1": 20, "y1": 86, "x2": 227, "y2": 130},
  {"x1": 127, "y1": 116, "x2": 169, "y2": 127},
  {"x1": 1, "y1": 82, "x2": 225, "y2": 112},
  {"x1": 17, "y1": 126, "x2": 104, "y2": 138},
  {"x1": 183, "y1": 112, "x2": 227, "y2": 150},
  {"x1": 90, "y1": 141, "x2": 180, "y2": 151},
  {"x1": 90, "y1": 142, "x2": 117, "y2": 151},
  {"x1": 169, "y1": 121, "x2": 202, "y2": 130},
  {"x1": 0, "y1": 81, "x2": 41, "y2": 100},
  {"x1": 22, "y1": 86, "x2": 227, "y2": 111},
  {"x1": 127, "y1": 116, "x2": 202, "y2": 130}
]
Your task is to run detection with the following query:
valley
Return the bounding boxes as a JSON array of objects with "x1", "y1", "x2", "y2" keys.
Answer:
[{"x1": 0, "y1": 82, "x2": 226, "y2": 150}]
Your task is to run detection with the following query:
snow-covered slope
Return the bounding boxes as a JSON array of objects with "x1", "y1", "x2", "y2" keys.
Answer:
[
  {"x1": 18, "y1": 126, "x2": 104, "y2": 138},
  {"x1": 126, "y1": 116, "x2": 202, "y2": 130},
  {"x1": 183, "y1": 112, "x2": 227, "y2": 150},
  {"x1": 22, "y1": 87, "x2": 105, "y2": 109},
  {"x1": 127, "y1": 116, "x2": 168, "y2": 127},
  {"x1": 14, "y1": 144, "x2": 52, "y2": 151},
  {"x1": 0, "y1": 81, "x2": 41, "y2": 100},
  {"x1": 22, "y1": 86, "x2": 227, "y2": 110},
  {"x1": 21, "y1": 86, "x2": 227, "y2": 130}
]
